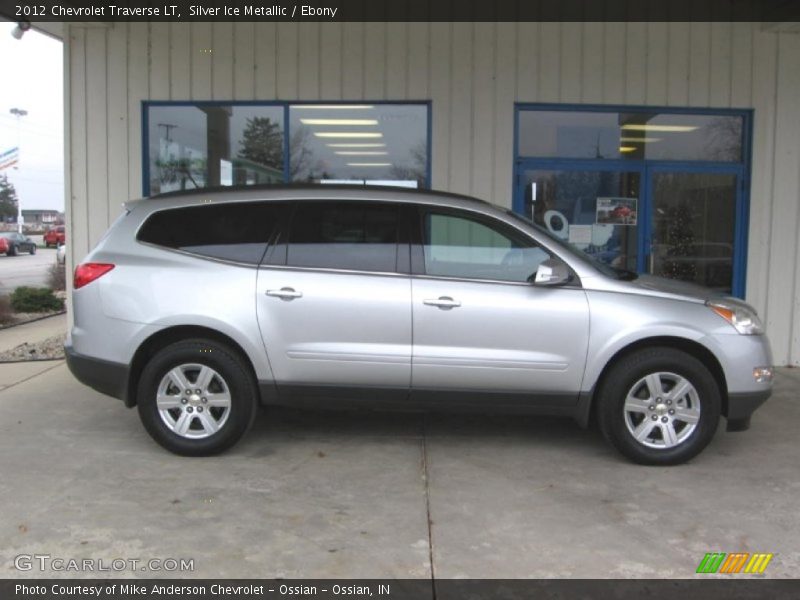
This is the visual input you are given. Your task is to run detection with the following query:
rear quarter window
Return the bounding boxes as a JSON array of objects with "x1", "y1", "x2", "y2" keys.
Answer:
[{"x1": 137, "y1": 201, "x2": 284, "y2": 264}]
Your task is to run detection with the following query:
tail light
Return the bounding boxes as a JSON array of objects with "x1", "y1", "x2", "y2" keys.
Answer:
[{"x1": 74, "y1": 263, "x2": 115, "y2": 289}]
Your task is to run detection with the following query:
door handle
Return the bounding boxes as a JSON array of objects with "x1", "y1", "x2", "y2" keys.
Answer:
[
  {"x1": 423, "y1": 296, "x2": 461, "y2": 309},
  {"x1": 266, "y1": 287, "x2": 302, "y2": 300}
]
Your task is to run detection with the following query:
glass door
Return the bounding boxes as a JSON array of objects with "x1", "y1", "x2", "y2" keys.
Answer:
[
  {"x1": 516, "y1": 164, "x2": 644, "y2": 272},
  {"x1": 646, "y1": 168, "x2": 741, "y2": 295}
]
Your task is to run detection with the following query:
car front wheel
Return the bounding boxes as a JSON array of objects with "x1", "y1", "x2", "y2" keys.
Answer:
[
  {"x1": 137, "y1": 339, "x2": 258, "y2": 456},
  {"x1": 597, "y1": 347, "x2": 721, "y2": 465},
  {"x1": 30, "y1": 245, "x2": 36, "y2": 255}
]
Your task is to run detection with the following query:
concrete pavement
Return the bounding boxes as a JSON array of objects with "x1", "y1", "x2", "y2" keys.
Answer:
[
  {"x1": 0, "y1": 313, "x2": 67, "y2": 354},
  {"x1": 0, "y1": 361, "x2": 798, "y2": 579}
]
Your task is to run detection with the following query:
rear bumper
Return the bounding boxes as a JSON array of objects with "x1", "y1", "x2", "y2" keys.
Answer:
[{"x1": 65, "y1": 343, "x2": 129, "y2": 403}]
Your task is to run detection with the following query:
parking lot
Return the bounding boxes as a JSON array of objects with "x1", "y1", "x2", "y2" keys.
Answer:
[
  {"x1": 0, "y1": 238, "x2": 56, "y2": 295},
  {"x1": 0, "y1": 360, "x2": 798, "y2": 580}
]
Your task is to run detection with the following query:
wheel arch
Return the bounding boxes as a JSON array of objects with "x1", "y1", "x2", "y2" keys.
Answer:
[
  {"x1": 125, "y1": 325, "x2": 259, "y2": 408},
  {"x1": 584, "y1": 336, "x2": 729, "y2": 427}
]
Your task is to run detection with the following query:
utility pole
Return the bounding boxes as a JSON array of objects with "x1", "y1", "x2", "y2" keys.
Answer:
[{"x1": 9, "y1": 107, "x2": 28, "y2": 233}]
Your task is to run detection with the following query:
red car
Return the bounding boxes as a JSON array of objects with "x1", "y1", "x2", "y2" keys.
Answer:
[
  {"x1": 0, "y1": 237, "x2": 7, "y2": 255},
  {"x1": 44, "y1": 225, "x2": 66, "y2": 247},
  {"x1": 611, "y1": 205, "x2": 633, "y2": 219}
]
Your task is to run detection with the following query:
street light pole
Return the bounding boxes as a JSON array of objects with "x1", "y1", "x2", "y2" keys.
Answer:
[{"x1": 9, "y1": 107, "x2": 28, "y2": 233}]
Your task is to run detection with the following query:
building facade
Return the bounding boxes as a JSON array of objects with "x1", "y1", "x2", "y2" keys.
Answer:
[{"x1": 63, "y1": 21, "x2": 800, "y2": 364}]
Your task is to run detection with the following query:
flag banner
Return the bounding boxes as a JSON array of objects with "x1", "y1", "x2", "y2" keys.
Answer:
[{"x1": 0, "y1": 147, "x2": 19, "y2": 171}]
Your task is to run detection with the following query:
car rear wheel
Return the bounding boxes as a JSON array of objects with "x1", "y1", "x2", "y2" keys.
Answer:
[
  {"x1": 597, "y1": 347, "x2": 721, "y2": 465},
  {"x1": 137, "y1": 339, "x2": 258, "y2": 456},
  {"x1": 7, "y1": 245, "x2": 16, "y2": 257},
  {"x1": 30, "y1": 245, "x2": 36, "y2": 255}
]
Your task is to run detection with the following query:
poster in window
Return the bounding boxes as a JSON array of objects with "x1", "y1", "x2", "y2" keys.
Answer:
[{"x1": 596, "y1": 197, "x2": 637, "y2": 226}]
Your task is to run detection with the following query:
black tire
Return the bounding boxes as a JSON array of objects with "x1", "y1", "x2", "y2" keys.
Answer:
[
  {"x1": 596, "y1": 347, "x2": 721, "y2": 465},
  {"x1": 137, "y1": 338, "x2": 258, "y2": 456},
  {"x1": 7, "y1": 245, "x2": 16, "y2": 257},
  {"x1": 30, "y1": 245, "x2": 36, "y2": 255}
]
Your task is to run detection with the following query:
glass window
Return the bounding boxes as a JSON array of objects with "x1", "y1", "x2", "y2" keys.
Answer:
[
  {"x1": 651, "y1": 172, "x2": 736, "y2": 293},
  {"x1": 423, "y1": 211, "x2": 550, "y2": 282},
  {"x1": 288, "y1": 104, "x2": 428, "y2": 188},
  {"x1": 287, "y1": 202, "x2": 399, "y2": 272},
  {"x1": 137, "y1": 202, "x2": 284, "y2": 264},
  {"x1": 518, "y1": 110, "x2": 743, "y2": 162},
  {"x1": 147, "y1": 105, "x2": 285, "y2": 196},
  {"x1": 520, "y1": 169, "x2": 641, "y2": 272},
  {"x1": 145, "y1": 102, "x2": 430, "y2": 196}
]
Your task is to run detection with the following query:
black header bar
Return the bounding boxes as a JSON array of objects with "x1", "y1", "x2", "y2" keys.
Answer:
[
  {"x1": 1, "y1": 0, "x2": 799, "y2": 23},
  {"x1": 3, "y1": 579, "x2": 800, "y2": 600}
]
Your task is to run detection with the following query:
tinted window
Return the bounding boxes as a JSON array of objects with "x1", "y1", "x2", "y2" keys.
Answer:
[
  {"x1": 137, "y1": 202, "x2": 283, "y2": 264},
  {"x1": 287, "y1": 202, "x2": 399, "y2": 272},
  {"x1": 423, "y1": 211, "x2": 550, "y2": 282}
]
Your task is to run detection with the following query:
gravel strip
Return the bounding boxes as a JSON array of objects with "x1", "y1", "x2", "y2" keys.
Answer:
[{"x1": 0, "y1": 333, "x2": 66, "y2": 362}]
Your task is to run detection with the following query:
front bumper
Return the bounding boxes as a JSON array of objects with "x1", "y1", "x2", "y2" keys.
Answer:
[
  {"x1": 725, "y1": 389, "x2": 772, "y2": 431},
  {"x1": 65, "y1": 343, "x2": 129, "y2": 403}
]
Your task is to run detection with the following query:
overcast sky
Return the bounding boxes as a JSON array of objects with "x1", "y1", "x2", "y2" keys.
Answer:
[{"x1": 0, "y1": 22, "x2": 63, "y2": 213}]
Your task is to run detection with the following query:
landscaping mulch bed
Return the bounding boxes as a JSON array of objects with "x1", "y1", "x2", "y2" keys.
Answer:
[{"x1": 0, "y1": 333, "x2": 66, "y2": 362}]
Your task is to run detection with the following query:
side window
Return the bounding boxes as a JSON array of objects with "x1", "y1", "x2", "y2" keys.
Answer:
[
  {"x1": 422, "y1": 211, "x2": 550, "y2": 282},
  {"x1": 137, "y1": 201, "x2": 283, "y2": 264},
  {"x1": 287, "y1": 202, "x2": 399, "y2": 272}
]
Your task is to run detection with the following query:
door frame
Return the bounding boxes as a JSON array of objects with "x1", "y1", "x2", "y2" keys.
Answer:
[{"x1": 513, "y1": 103, "x2": 753, "y2": 298}]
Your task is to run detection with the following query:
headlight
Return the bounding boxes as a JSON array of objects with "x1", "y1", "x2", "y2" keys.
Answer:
[{"x1": 707, "y1": 300, "x2": 764, "y2": 335}]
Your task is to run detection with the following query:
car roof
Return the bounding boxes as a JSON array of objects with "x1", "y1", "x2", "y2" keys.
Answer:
[{"x1": 127, "y1": 184, "x2": 494, "y2": 214}]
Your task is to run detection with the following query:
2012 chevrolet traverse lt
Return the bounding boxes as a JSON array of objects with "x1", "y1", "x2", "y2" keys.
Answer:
[{"x1": 66, "y1": 186, "x2": 773, "y2": 464}]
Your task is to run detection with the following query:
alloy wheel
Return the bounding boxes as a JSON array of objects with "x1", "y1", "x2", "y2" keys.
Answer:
[
  {"x1": 623, "y1": 371, "x2": 701, "y2": 449},
  {"x1": 155, "y1": 363, "x2": 232, "y2": 439}
]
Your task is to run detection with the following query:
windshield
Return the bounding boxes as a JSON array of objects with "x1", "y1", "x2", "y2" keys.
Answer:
[{"x1": 504, "y1": 210, "x2": 637, "y2": 281}]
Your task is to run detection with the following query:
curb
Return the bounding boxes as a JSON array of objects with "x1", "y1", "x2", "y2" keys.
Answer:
[
  {"x1": 0, "y1": 357, "x2": 65, "y2": 365},
  {"x1": 0, "y1": 311, "x2": 67, "y2": 332}
]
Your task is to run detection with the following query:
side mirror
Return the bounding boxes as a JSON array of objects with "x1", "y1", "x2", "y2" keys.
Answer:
[{"x1": 531, "y1": 257, "x2": 572, "y2": 287}]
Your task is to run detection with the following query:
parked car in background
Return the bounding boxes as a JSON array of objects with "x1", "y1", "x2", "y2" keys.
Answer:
[
  {"x1": 44, "y1": 225, "x2": 66, "y2": 248},
  {"x1": 0, "y1": 232, "x2": 37, "y2": 256},
  {"x1": 56, "y1": 243, "x2": 66, "y2": 265},
  {"x1": 66, "y1": 186, "x2": 773, "y2": 464},
  {"x1": 0, "y1": 236, "x2": 8, "y2": 255}
]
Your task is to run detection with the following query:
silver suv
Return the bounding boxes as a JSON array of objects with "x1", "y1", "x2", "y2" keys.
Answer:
[{"x1": 66, "y1": 186, "x2": 773, "y2": 464}]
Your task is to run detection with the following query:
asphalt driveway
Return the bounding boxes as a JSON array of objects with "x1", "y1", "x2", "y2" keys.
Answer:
[
  {"x1": 0, "y1": 243, "x2": 57, "y2": 295},
  {"x1": 0, "y1": 361, "x2": 798, "y2": 579}
]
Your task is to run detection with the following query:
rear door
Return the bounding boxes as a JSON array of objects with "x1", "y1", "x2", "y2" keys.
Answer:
[
  {"x1": 410, "y1": 206, "x2": 590, "y2": 405},
  {"x1": 256, "y1": 200, "x2": 412, "y2": 401}
]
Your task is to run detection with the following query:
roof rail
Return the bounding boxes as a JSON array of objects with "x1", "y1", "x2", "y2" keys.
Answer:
[{"x1": 147, "y1": 182, "x2": 489, "y2": 205}]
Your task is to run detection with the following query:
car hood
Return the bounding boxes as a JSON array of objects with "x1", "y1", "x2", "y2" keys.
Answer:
[{"x1": 624, "y1": 274, "x2": 751, "y2": 308}]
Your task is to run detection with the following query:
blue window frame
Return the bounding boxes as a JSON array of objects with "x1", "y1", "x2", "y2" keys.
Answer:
[
  {"x1": 142, "y1": 100, "x2": 432, "y2": 197},
  {"x1": 513, "y1": 103, "x2": 753, "y2": 298}
]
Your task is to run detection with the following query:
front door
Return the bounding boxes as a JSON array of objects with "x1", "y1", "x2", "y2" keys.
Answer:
[
  {"x1": 647, "y1": 168, "x2": 742, "y2": 294},
  {"x1": 409, "y1": 207, "x2": 590, "y2": 404},
  {"x1": 517, "y1": 165, "x2": 644, "y2": 272}
]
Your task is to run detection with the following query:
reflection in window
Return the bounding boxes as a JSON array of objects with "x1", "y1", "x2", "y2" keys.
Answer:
[
  {"x1": 148, "y1": 105, "x2": 285, "y2": 195},
  {"x1": 289, "y1": 104, "x2": 428, "y2": 188},
  {"x1": 146, "y1": 103, "x2": 430, "y2": 196},
  {"x1": 518, "y1": 110, "x2": 743, "y2": 163}
]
